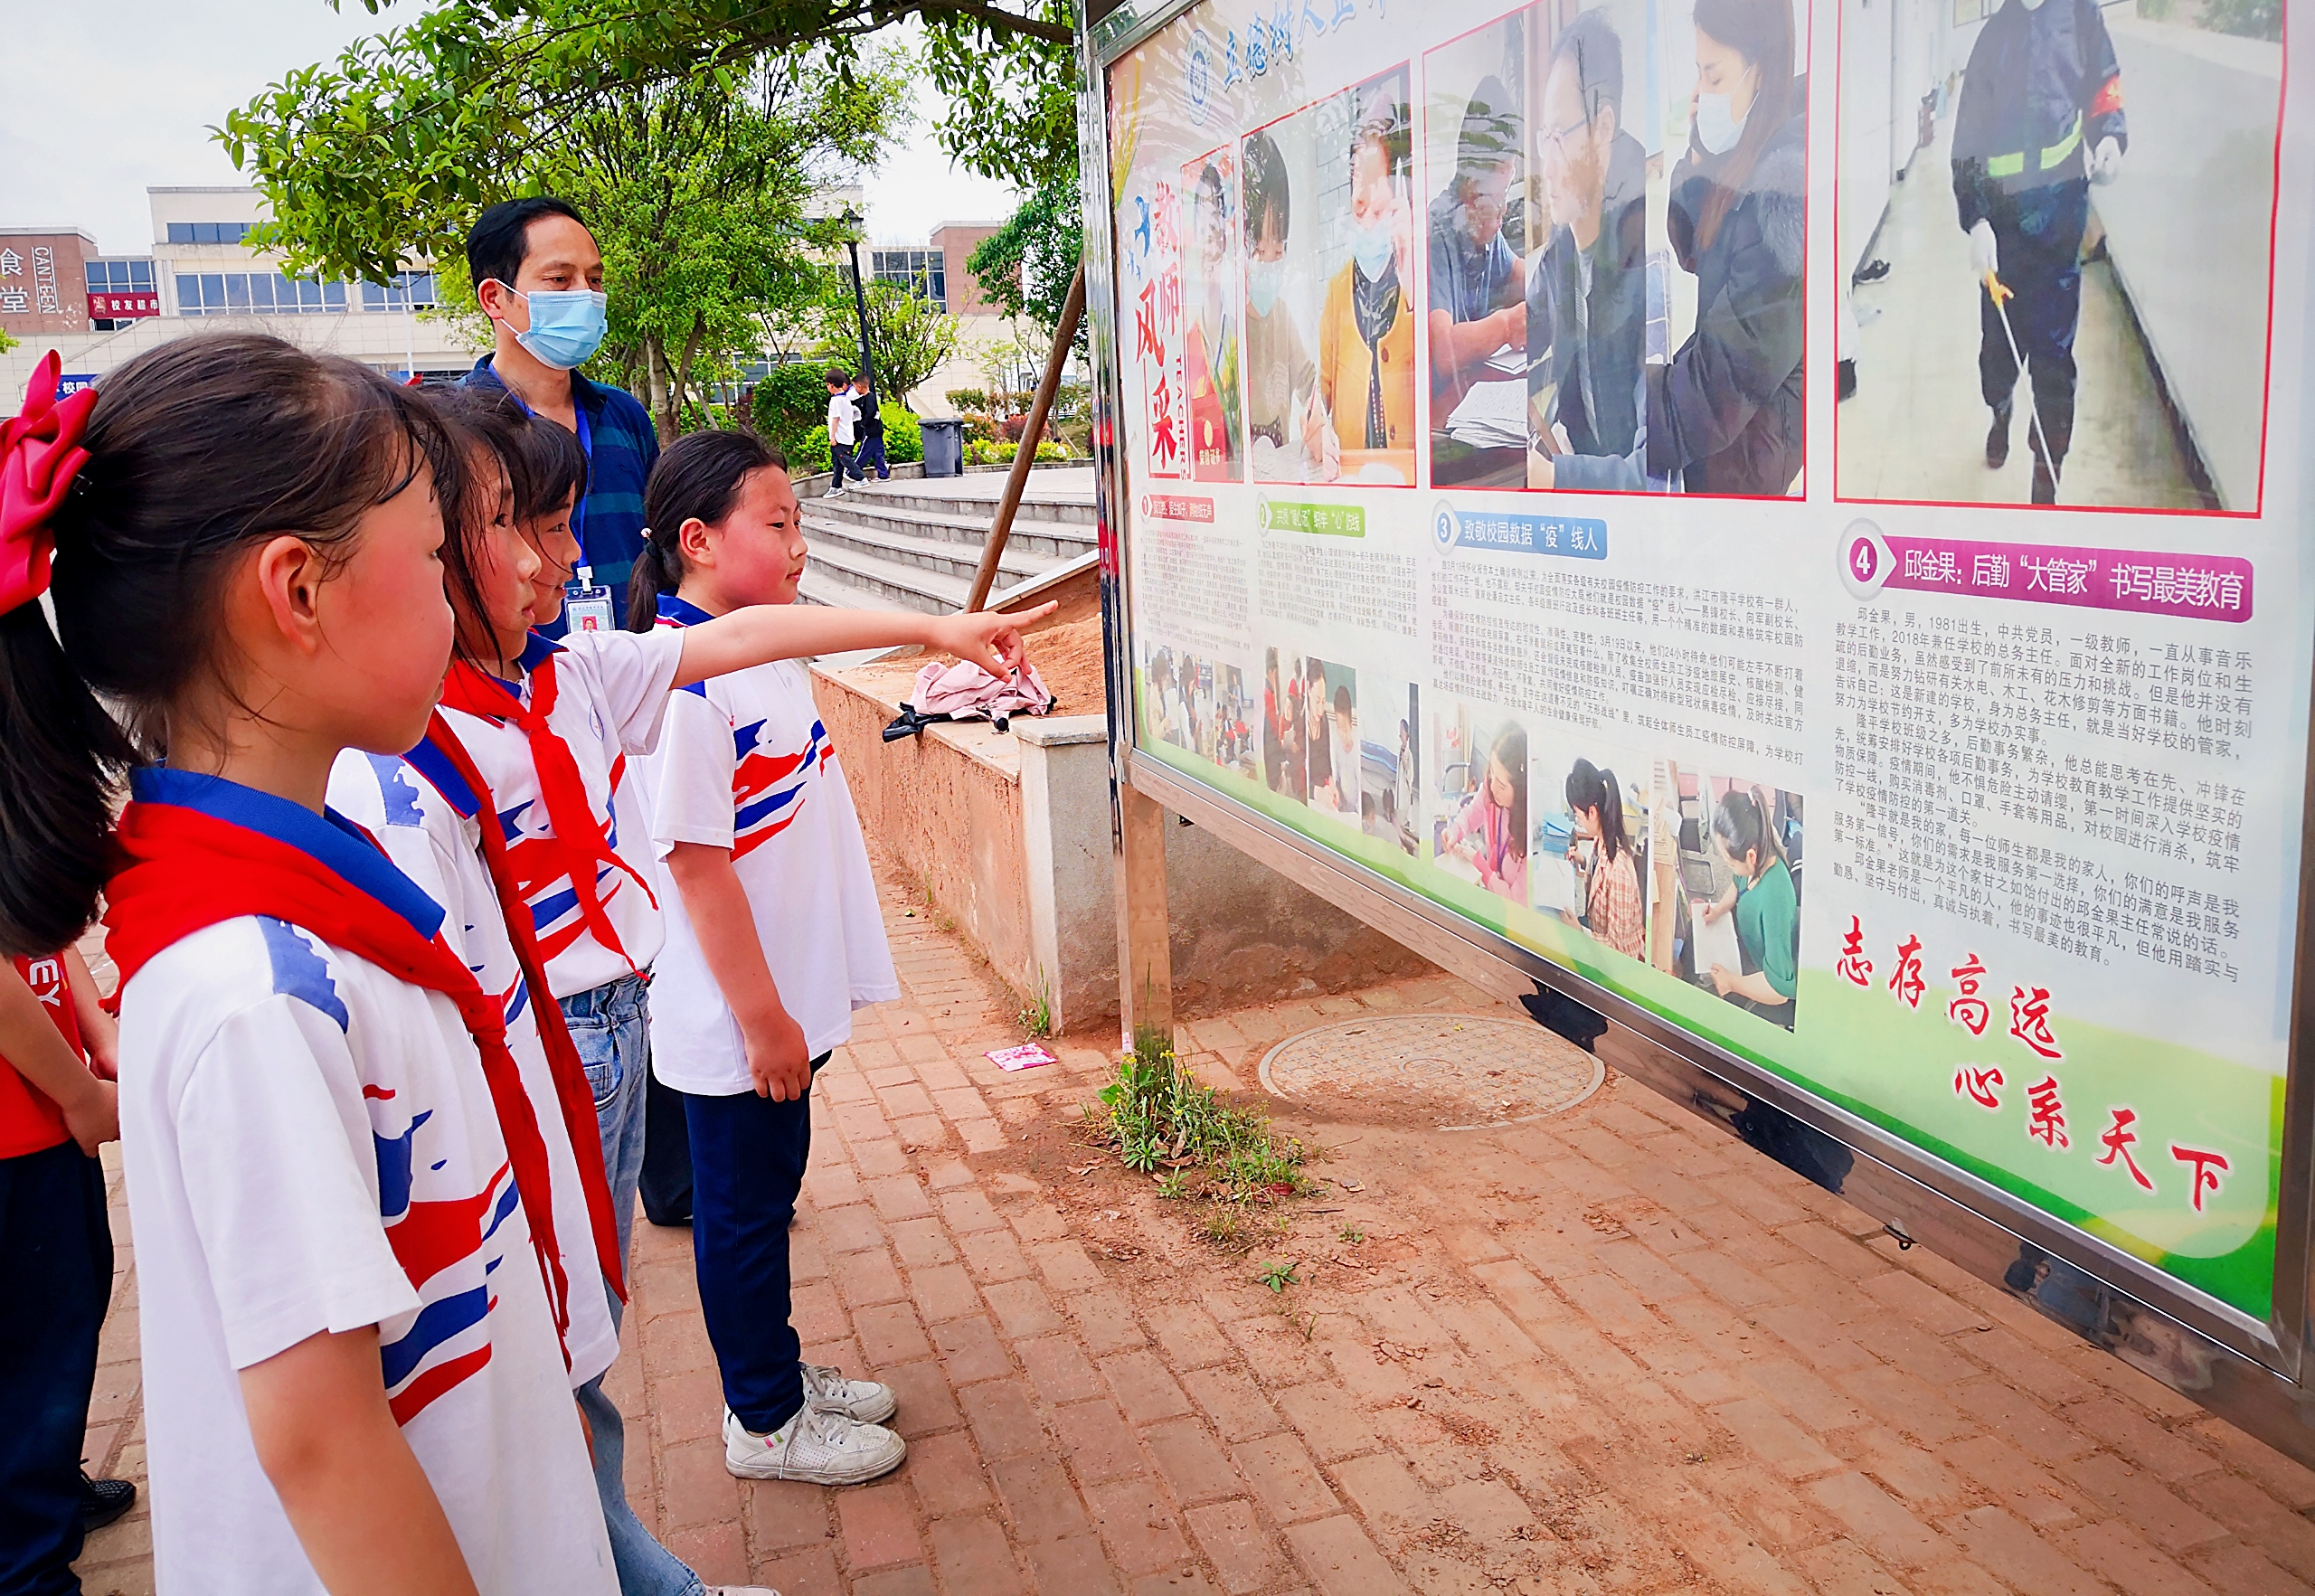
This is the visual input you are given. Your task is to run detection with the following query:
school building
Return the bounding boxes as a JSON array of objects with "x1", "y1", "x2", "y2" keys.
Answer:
[{"x1": 0, "y1": 186, "x2": 486, "y2": 400}]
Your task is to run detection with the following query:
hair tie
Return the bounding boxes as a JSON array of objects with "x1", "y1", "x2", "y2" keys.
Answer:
[{"x1": 1, "y1": 352, "x2": 99, "y2": 616}]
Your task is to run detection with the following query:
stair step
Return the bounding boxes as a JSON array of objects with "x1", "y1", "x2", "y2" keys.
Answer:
[
  {"x1": 803, "y1": 514, "x2": 1054, "y2": 589},
  {"x1": 799, "y1": 542, "x2": 969, "y2": 614},
  {"x1": 836, "y1": 472, "x2": 1097, "y2": 528},
  {"x1": 808, "y1": 496, "x2": 1095, "y2": 562}
]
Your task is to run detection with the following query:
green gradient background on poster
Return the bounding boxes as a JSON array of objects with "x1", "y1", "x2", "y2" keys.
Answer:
[{"x1": 1133, "y1": 720, "x2": 2280, "y2": 1323}]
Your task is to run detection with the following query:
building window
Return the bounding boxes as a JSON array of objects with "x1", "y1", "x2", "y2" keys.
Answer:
[
  {"x1": 84, "y1": 260, "x2": 157, "y2": 294},
  {"x1": 165, "y1": 222, "x2": 254, "y2": 246},
  {"x1": 175, "y1": 271, "x2": 351, "y2": 315},
  {"x1": 869, "y1": 248, "x2": 947, "y2": 311},
  {"x1": 359, "y1": 271, "x2": 440, "y2": 311}
]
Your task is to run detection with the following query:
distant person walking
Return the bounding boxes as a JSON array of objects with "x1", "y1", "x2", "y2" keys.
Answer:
[
  {"x1": 826, "y1": 368, "x2": 858, "y2": 496},
  {"x1": 464, "y1": 196, "x2": 660, "y2": 623},
  {"x1": 850, "y1": 375, "x2": 891, "y2": 480}
]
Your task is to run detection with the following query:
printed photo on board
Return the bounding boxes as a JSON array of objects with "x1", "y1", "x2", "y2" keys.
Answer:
[
  {"x1": 1532, "y1": 740, "x2": 1656, "y2": 962},
  {"x1": 1649, "y1": 0, "x2": 1809, "y2": 496},
  {"x1": 1304, "y1": 658, "x2": 1361, "y2": 821},
  {"x1": 1525, "y1": 1, "x2": 1653, "y2": 492},
  {"x1": 1835, "y1": 0, "x2": 2282, "y2": 511},
  {"x1": 1182, "y1": 147, "x2": 1247, "y2": 481},
  {"x1": 1261, "y1": 647, "x2": 1310, "y2": 800},
  {"x1": 1195, "y1": 661, "x2": 1260, "y2": 778},
  {"x1": 1424, "y1": 13, "x2": 1532, "y2": 487},
  {"x1": 1144, "y1": 644, "x2": 1194, "y2": 751},
  {"x1": 1313, "y1": 67, "x2": 1419, "y2": 485},
  {"x1": 1363, "y1": 681, "x2": 1423, "y2": 855},
  {"x1": 1241, "y1": 126, "x2": 1323, "y2": 481},
  {"x1": 1431, "y1": 703, "x2": 1530, "y2": 906},
  {"x1": 1656, "y1": 768, "x2": 1803, "y2": 1029}
]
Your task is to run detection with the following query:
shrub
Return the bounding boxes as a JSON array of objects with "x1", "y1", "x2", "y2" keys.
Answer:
[
  {"x1": 752, "y1": 361, "x2": 843, "y2": 463},
  {"x1": 944, "y1": 387, "x2": 990, "y2": 413},
  {"x1": 878, "y1": 402, "x2": 922, "y2": 464},
  {"x1": 964, "y1": 437, "x2": 1069, "y2": 467}
]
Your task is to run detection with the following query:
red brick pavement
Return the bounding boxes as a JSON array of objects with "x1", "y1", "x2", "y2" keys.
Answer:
[{"x1": 71, "y1": 882, "x2": 2315, "y2": 1596}]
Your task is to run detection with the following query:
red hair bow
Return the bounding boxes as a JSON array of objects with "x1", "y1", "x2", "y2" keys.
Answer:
[{"x1": 1, "y1": 351, "x2": 99, "y2": 616}]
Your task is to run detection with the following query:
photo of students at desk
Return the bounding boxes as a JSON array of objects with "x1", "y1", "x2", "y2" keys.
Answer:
[
  {"x1": 1424, "y1": 45, "x2": 1531, "y2": 488},
  {"x1": 1433, "y1": 719, "x2": 1529, "y2": 906},
  {"x1": 1555, "y1": 758, "x2": 1647, "y2": 959},
  {"x1": 1656, "y1": 769, "x2": 1802, "y2": 1030}
]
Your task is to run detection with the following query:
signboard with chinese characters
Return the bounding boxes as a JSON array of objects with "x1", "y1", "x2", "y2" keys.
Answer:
[
  {"x1": 0, "y1": 232, "x2": 95, "y2": 337},
  {"x1": 87, "y1": 292, "x2": 160, "y2": 321},
  {"x1": 1093, "y1": 0, "x2": 2309, "y2": 1355}
]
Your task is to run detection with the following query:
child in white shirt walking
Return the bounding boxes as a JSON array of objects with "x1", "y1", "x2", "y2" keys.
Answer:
[
  {"x1": 825, "y1": 366, "x2": 858, "y2": 496},
  {"x1": 630, "y1": 430, "x2": 913, "y2": 1484}
]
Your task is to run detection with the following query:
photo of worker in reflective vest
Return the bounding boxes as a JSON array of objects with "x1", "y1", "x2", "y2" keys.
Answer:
[{"x1": 1950, "y1": 0, "x2": 2126, "y2": 505}]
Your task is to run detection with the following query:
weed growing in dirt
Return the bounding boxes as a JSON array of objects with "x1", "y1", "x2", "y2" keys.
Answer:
[
  {"x1": 1338, "y1": 1224, "x2": 1365, "y2": 1245},
  {"x1": 1090, "y1": 1029, "x2": 1313, "y2": 1254},
  {"x1": 1202, "y1": 1209, "x2": 1252, "y2": 1251},
  {"x1": 1258, "y1": 1260, "x2": 1300, "y2": 1292},
  {"x1": 1017, "y1": 975, "x2": 1054, "y2": 1038}
]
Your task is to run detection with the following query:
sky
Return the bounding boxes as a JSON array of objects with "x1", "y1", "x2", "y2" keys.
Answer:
[{"x1": 0, "y1": 0, "x2": 1018, "y2": 258}]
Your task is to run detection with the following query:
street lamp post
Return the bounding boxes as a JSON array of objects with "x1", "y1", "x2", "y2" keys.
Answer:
[{"x1": 840, "y1": 206, "x2": 879, "y2": 410}]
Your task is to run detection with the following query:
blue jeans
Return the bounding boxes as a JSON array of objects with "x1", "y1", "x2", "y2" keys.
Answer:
[
  {"x1": 856, "y1": 433, "x2": 889, "y2": 478},
  {"x1": 0, "y1": 1139, "x2": 111, "y2": 1595},
  {"x1": 682, "y1": 1058, "x2": 824, "y2": 1435},
  {"x1": 563, "y1": 974, "x2": 704, "y2": 1596}
]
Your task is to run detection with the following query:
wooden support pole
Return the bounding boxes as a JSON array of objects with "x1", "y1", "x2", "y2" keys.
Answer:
[
  {"x1": 1113, "y1": 778, "x2": 1174, "y2": 1059},
  {"x1": 966, "y1": 263, "x2": 1088, "y2": 613}
]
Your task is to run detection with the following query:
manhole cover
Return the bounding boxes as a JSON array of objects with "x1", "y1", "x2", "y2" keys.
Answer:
[{"x1": 1257, "y1": 1014, "x2": 1605, "y2": 1131}]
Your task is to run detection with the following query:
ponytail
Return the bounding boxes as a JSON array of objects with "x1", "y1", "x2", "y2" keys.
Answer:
[
  {"x1": 627, "y1": 430, "x2": 788, "y2": 631},
  {"x1": 1564, "y1": 757, "x2": 1630, "y2": 865},
  {"x1": 0, "y1": 335, "x2": 457, "y2": 954},
  {"x1": 1711, "y1": 785, "x2": 1785, "y2": 880}
]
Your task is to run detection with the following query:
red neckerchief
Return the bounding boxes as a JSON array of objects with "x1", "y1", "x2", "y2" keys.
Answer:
[
  {"x1": 420, "y1": 711, "x2": 626, "y2": 1303},
  {"x1": 104, "y1": 798, "x2": 576, "y2": 1364},
  {"x1": 438, "y1": 648, "x2": 657, "y2": 975}
]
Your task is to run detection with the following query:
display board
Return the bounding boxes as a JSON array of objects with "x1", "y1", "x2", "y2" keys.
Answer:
[{"x1": 1095, "y1": 0, "x2": 2307, "y2": 1355}]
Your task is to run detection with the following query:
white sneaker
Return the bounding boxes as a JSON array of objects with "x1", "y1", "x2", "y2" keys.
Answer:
[
  {"x1": 802, "y1": 1360, "x2": 897, "y2": 1423},
  {"x1": 826, "y1": 483, "x2": 846, "y2": 497},
  {"x1": 724, "y1": 1403, "x2": 905, "y2": 1484}
]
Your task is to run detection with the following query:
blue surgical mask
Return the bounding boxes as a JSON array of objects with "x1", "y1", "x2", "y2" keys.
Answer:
[
  {"x1": 493, "y1": 281, "x2": 609, "y2": 370},
  {"x1": 1247, "y1": 257, "x2": 1285, "y2": 316},
  {"x1": 1695, "y1": 89, "x2": 1750, "y2": 156},
  {"x1": 1349, "y1": 212, "x2": 1395, "y2": 283}
]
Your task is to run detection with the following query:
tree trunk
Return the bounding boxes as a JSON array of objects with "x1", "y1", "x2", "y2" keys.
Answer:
[
  {"x1": 645, "y1": 336, "x2": 677, "y2": 444},
  {"x1": 672, "y1": 313, "x2": 705, "y2": 433}
]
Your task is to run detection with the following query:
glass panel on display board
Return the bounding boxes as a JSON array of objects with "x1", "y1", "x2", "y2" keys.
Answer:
[{"x1": 1103, "y1": 0, "x2": 2301, "y2": 1342}]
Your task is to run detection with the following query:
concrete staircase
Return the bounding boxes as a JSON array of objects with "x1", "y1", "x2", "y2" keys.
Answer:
[{"x1": 799, "y1": 466, "x2": 1097, "y2": 614}]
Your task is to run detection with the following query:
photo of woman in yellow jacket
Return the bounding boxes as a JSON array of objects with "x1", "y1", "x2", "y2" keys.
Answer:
[{"x1": 1306, "y1": 68, "x2": 1418, "y2": 486}]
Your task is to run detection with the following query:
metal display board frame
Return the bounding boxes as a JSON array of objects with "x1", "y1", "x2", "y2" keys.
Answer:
[{"x1": 1070, "y1": 0, "x2": 2315, "y2": 1464}]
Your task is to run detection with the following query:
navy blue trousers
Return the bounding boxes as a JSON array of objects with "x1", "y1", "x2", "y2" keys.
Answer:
[
  {"x1": 0, "y1": 1140, "x2": 111, "y2": 1596},
  {"x1": 682, "y1": 1057, "x2": 825, "y2": 1435}
]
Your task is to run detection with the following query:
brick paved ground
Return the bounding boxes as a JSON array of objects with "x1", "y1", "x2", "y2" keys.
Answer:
[{"x1": 71, "y1": 869, "x2": 2315, "y2": 1595}]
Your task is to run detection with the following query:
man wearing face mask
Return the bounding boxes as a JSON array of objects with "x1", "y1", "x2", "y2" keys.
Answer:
[
  {"x1": 1241, "y1": 130, "x2": 1318, "y2": 480},
  {"x1": 1525, "y1": 12, "x2": 1649, "y2": 492},
  {"x1": 1427, "y1": 76, "x2": 1526, "y2": 407},
  {"x1": 1311, "y1": 87, "x2": 1416, "y2": 482},
  {"x1": 1951, "y1": 0, "x2": 2127, "y2": 505},
  {"x1": 464, "y1": 195, "x2": 660, "y2": 622}
]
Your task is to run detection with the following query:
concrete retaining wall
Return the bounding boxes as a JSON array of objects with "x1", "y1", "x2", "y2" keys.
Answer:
[{"x1": 814, "y1": 666, "x2": 1432, "y2": 1036}]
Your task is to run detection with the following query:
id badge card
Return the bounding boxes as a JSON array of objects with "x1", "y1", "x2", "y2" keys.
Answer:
[{"x1": 565, "y1": 580, "x2": 616, "y2": 634}]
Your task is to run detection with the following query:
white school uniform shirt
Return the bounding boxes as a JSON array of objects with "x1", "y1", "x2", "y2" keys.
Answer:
[
  {"x1": 328, "y1": 745, "x2": 622, "y2": 1387},
  {"x1": 827, "y1": 390, "x2": 857, "y2": 447},
  {"x1": 440, "y1": 628, "x2": 685, "y2": 999},
  {"x1": 641, "y1": 593, "x2": 899, "y2": 1094},
  {"x1": 115, "y1": 770, "x2": 616, "y2": 1596}
]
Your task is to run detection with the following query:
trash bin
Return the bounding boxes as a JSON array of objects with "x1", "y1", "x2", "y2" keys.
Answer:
[{"x1": 921, "y1": 417, "x2": 965, "y2": 478}]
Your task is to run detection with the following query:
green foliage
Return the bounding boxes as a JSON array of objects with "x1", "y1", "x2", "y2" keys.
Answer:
[
  {"x1": 1089, "y1": 1043, "x2": 1305, "y2": 1204},
  {"x1": 751, "y1": 360, "x2": 844, "y2": 463},
  {"x1": 2201, "y1": 0, "x2": 2281, "y2": 38},
  {"x1": 221, "y1": 12, "x2": 908, "y2": 439},
  {"x1": 816, "y1": 275, "x2": 961, "y2": 409},
  {"x1": 1155, "y1": 1171, "x2": 1188, "y2": 1201},
  {"x1": 1338, "y1": 1225, "x2": 1365, "y2": 1245},
  {"x1": 945, "y1": 387, "x2": 989, "y2": 413},
  {"x1": 1258, "y1": 1260, "x2": 1299, "y2": 1293},
  {"x1": 1016, "y1": 974, "x2": 1053, "y2": 1038},
  {"x1": 919, "y1": 1, "x2": 1080, "y2": 186},
  {"x1": 965, "y1": 437, "x2": 1067, "y2": 467},
  {"x1": 801, "y1": 422, "x2": 833, "y2": 473},
  {"x1": 878, "y1": 402, "x2": 924, "y2": 464},
  {"x1": 1201, "y1": 1209, "x2": 1251, "y2": 1251},
  {"x1": 967, "y1": 176, "x2": 1082, "y2": 341}
]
